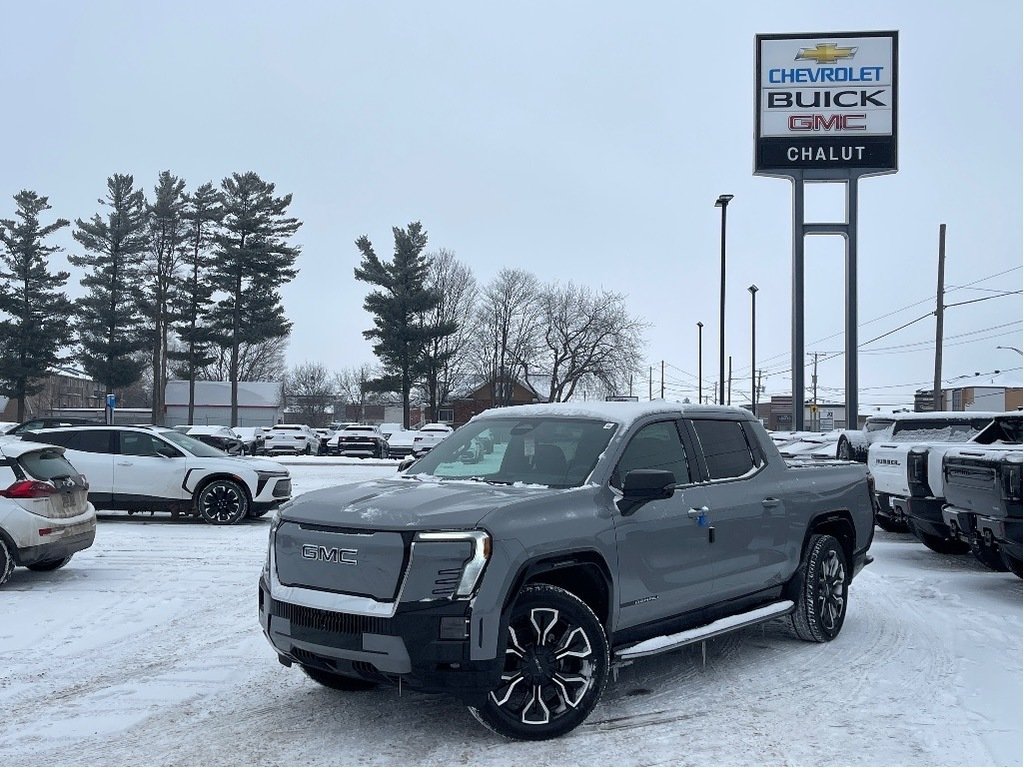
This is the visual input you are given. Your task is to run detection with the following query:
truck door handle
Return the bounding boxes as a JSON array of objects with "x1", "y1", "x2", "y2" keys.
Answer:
[
  {"x1": 117, "y1": 461, "x2": 132, "y2": 467},
  {"x1": 762, "y1": 497, "x2": 780, "y2": 508},
  {"x1": 687, "y1": 505, "x2": 709, "y2": 518}
]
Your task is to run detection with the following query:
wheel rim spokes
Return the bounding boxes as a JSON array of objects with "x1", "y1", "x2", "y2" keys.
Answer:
[
  {"x1": 551, "y1": 673, "x2": 588, "y2": 708},
  {"x1": 204, "y1": 486, "x2": 240, "y2": 521},
  {"x1": 530, "y1": 608, "x2": 559, "y2": 646},
  {"x1": 522, "y1": 684, "x2": 551, "y2": 725},
  {"x1": 817, "y1": 550, "x2": 846, "y2": 630},
  {"x1": 493, "y1": 608, "x2": 596, "y2": 726},
  {"x1": 555, "y1": 626, "x2": 592, "y2": 660}
]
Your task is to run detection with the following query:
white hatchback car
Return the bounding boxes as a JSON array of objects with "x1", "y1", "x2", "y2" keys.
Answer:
[
  {"x1": 23, "y1": 425, "x2": 291, "y2": 525},
  {"x1": 0, "y1": 439, "x2": 97, "y2": 587},
  {"x1": 264, "y1": 424, "x2": 320, "y2": 455}
]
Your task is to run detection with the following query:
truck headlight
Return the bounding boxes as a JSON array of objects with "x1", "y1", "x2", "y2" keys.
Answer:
[{"x1": 414, "y1": 531, "x2": 491, "y2": 597}]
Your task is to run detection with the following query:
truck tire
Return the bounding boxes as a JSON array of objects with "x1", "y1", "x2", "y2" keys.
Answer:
[
  {"x1": 468, "y1": 584, "x2": 609, "y2": 741},
  {"x1": 196, "y1": 478, "x2": 249, "y2": 525},
  {"x1": 301, "y1": 664, "x2": 377, "y2": 691},
  {"x1": 26, "y1": 555, "x2": 73, "y2": 572},
  {"x1": 970, "y1": 539, "x2": 1009, "y2": 572},
  {"x1": 1003, "y1": 553, "x2": 1023, "y2": 579},
  {"x1": 0, "y1": 538, "x2": 13, "y2": 588},
  {"x1": 836, "y1": 435, "x2": 853, "y2": 460},
  {"x1": 875, "y1": 516, "x2": 910, "y2": 534},
  {"x1": 791, "y1": 533, "x2": 848, "y2": 643},
  {"x1": 917, "y1": 531, "x2": 970, "y2": 555}
]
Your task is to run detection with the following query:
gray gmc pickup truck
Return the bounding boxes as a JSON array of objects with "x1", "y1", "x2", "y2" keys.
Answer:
[{"x1": 259, "y1": 402, "x2": 873, "y2": 740}]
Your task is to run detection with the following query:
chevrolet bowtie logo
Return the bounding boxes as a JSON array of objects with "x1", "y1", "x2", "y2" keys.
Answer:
[{"x1": 796, "y1": 43, "x2": 858, "y2": 65}]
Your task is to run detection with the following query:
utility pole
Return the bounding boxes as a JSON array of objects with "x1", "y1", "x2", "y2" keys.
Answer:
[
  {"x1": 757, "y1": 369, "x2": 763, "y2": 408},
  {"x1": 660, "y1": 360, "x2": 665, "y2": 400},
  {"x1": 727, "y1": 356, "x2": 733, "y2": 406},
  {"x1": 933, "y1": 224, "x2": 946, "y2": 411},
  {"x1": 649, "y1": 366, "x2": 653, "y2": 401},
  {"x1": 811, "y1": 352, "x2": 819, "y2": 431},
  {"x1": 628, "y1": 374, "x2": 633, "y2": 398}
]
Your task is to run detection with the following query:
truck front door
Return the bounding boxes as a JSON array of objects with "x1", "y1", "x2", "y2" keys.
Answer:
[{"x1": 611, "y1": 420, "x2": 714, "y2": 629}]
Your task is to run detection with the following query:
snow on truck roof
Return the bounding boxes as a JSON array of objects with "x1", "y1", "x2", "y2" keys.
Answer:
[
  {"x1": 890, "y1": 411, "x2": 1001, "y2": 422},
  {"x1": 468, "y1": 401, "x2": 755, "y2": 425}
]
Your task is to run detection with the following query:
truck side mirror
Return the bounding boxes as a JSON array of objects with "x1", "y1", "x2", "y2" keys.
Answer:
[{"x1": 618, "y1": 469, "x2": 676, "y2": 516}]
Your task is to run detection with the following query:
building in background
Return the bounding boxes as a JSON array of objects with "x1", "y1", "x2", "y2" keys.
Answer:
[
  {"x1": 915, "y1": 370, "x2": 1023, "y2": 413},
  {"x1": 164, "y1": 380, "x2": 282, "y2": 427}
]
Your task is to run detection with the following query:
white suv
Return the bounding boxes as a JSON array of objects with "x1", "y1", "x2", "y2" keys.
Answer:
[
  {"x1": 24, "y1": 426, "x2": 291, "y2": 525},
  {"x1": 264, "y1": 424, "x2": 320, "y2": 455},
  {"x1": 412, "y1": 423, "x2": 454, "y2": 456},
  {"x1": 0, "y1": 439, "x2": 96, "y2": 587}
]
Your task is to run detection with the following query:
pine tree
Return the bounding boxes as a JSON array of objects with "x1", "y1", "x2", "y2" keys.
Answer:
[
  {"x1": 0, "y1": 191, "x2": 75, "y2": 420},
  {"x1": 169, "y1": 181, "x2": 222, "y2": 424},
  {"x1": 211, "y1": 172, "x2": 301, "y2": 426},
  {"x1": 354, "y1": 222, "x2": 453, "y2": 428},
  {"x1": 144, "y1": 171, "x2": 187, "y2": 424},
  {"x1": 70, "y1": 174, "x2": 150, "y2": 395}
]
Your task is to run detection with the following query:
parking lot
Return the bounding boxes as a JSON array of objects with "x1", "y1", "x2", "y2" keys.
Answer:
[{"x1": 0, "y1": 459, "x2": 1020, "y2": 766}]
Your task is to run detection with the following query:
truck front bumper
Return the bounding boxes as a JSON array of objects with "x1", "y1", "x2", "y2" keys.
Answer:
[{"x1": 258, "y1": 577, "x2": 500, "y2": 700}]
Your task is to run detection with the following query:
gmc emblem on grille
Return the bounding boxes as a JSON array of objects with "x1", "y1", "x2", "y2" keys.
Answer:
[{"x1": 301, "y1": 545, "x2": 358, "y2": 565}]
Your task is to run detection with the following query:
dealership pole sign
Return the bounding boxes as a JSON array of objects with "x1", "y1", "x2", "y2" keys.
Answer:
[
  {"x1": 755, "y1": 31, "x2": 897, "y2": 176},
  {"x1": 753, "y1": 30, "x2": 897, "y2": 432}
]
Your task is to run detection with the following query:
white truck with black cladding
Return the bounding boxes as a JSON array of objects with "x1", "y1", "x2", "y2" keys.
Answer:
[
  {"x1": 260, "y1": 402, "x2": 873, "y2": 740},
  {"x1": 866, "y1": 411, "x2": 998, "y2": 533}
]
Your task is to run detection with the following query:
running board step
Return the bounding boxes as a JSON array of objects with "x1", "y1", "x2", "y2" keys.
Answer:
[{"x1": 615, "y1": 600, "x2": 795, "y2": 660}]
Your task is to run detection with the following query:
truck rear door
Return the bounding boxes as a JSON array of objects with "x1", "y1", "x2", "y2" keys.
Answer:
[{"x1": 683, "y1": 417, "x2": 790, "y2": 603}]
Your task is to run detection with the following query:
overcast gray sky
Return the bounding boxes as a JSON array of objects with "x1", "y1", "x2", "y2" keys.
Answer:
[{"x1": 2, "y1": 0, "x2": 1021, "y2": 411}]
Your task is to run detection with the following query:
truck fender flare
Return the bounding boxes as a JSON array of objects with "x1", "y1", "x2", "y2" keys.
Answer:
[{"x1": 501, "y1": 550, "x2": 615, "y2": 629}]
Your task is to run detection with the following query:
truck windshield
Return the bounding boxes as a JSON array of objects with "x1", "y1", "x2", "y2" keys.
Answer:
[{"x1": 406, "y1": 417, "x2": 617, "y2": 488}]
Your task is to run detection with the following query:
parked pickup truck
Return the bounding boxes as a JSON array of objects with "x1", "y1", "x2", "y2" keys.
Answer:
[
  {"x1": 866, "y1": 411, "x2": 998, "y2": 533},
  {"x1": 897, "y1": 413, "x2": 1021, "y2": 562},
  {"x1": 259, "y1": 402, "x2": 873, "y2": 740},
  {"x1": 942, "y1": 438, "x2": 1023, "y2": 577}
]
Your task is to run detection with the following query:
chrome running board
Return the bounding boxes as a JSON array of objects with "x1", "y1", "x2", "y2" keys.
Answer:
[{"x1": 615, "y1": 600, "x2": 795, "y2": 660}]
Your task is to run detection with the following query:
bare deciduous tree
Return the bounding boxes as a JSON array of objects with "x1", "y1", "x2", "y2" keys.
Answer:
[
  {"x1": 532, "y1": 282, "x2": 646, "y2": 402},
  {"x1": 421, "y1": 249, "x2": 477, "y2": 420},
  {"x1": 284, "y1": 361, "x2": 334, "y2": 426},
  {"x1": 198, "y1": 337, "x2": 288, "y2": 383},
  {"x1": 473, "y1": 268, "x2": 541, "y2": 406}
]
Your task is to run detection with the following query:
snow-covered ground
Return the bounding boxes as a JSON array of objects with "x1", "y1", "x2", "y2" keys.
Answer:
[{"x1": 1, "y1": 460, "x2": 1020, "y2": 766}]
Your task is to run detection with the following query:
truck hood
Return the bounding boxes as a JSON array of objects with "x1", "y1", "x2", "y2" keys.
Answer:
[{"x1": 279, "y1": 477, "x2": 563, "y2": 530}]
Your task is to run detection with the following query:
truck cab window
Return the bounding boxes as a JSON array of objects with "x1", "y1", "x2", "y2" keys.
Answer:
[
  {"x1": 611, "y1": 421, "x2": 690, "y2": 489},
  {"x1": 691, "y1": 419, "x2": 758, "y2": 480}
]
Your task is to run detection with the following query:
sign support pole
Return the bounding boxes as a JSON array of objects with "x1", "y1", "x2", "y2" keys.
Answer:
[{"x1": 791, "y1": 176, "x2": 806, "y2": 430}]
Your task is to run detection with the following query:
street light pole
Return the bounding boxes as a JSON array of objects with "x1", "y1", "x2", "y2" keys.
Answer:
[
  {"x1": 697, "y1": 321, "x2": 704, "y2": 404},
  {"x1": 748, "y1": 284, "x2": 758, "y2": 414},
  {"x1": 996, "y1": 345, "x2": 1023, "y2": 356},
  {"x1": 715, "y1": 194, "x2": 734, "y2": 407}
]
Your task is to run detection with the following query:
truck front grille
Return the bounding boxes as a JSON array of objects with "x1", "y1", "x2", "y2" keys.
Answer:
[{"x1": 268, "y1": 596, "x2": 394, "y2": 636}]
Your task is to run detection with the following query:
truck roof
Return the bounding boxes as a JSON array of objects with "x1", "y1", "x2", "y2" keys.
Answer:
[{"x1": 470, "y1": 401, "x2": 755, "y2": 425}]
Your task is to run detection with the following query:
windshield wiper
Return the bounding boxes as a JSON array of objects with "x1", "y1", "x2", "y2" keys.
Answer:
[{"x1": 466, "y1": 476, "x2": 513, "y2": 485}]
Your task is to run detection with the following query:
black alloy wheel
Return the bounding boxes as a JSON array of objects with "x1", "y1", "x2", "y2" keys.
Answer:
[
  {"x1": 26, "y1": 555, "x2": 73, "y2": 572},
  {"x1": 196, "y1": 478, "x2": 249, "y2": 525},
  {"x1": 791, "y1": 533, "x2": 849, "y2": 643},
  {"x1": 469, "y1": 584, "x2": 609, "y2": 740}
]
